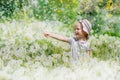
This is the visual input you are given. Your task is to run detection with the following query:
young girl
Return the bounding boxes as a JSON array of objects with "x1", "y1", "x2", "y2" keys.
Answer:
[{"x1": 44, "y1": 19, "x2": 92, "y2": 61}]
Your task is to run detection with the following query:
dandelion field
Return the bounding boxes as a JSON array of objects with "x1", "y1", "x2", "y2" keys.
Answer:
[
  {"x1": 0, "y1": 20, "x2": 120, "y2": 80},
  {"x1": 0, "y1": 0, "x2": 120, "y2": 80}
]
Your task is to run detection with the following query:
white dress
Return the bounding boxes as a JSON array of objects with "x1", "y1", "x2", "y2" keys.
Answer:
[{"x1": 68, "y1": 37, "x2": 91, "y2": 61}]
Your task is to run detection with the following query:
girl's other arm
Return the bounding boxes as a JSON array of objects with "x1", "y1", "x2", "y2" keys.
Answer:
[
  {"x1": 44, "y1": 32, "x2": 69, "y2": 43},
  {"x1": 87, "y1": 50, "x2": 92, "y2": 57}
]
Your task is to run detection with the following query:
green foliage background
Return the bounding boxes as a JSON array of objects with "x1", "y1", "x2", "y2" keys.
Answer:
[{"x1": 0, "y1": 0, "x2": 120, "y2": 35}]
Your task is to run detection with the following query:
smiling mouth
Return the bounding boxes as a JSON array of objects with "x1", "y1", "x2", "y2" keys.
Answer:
[{"x1": 75, "y1": 33, "x2": 79, "y2": 35}]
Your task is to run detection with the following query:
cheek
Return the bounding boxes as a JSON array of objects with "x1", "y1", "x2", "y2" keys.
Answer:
[{"x1": 78, "y1": 30, "x2": 82, "y2": 33}]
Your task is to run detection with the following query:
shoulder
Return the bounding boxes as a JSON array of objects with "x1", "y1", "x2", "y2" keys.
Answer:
[{"x1": 68, "y1": 37, "x2": 77, "y2": 44}]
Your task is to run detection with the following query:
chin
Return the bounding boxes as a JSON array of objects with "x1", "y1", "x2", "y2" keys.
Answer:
[
  {"x1": 75, "y1": 36, "x2": 79, "y2": 39},
  {"x1": 76, "y1": 35, "x2": 82, "y2": 39}
]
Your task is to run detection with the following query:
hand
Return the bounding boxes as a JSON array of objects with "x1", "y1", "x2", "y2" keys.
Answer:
[{"x1": 44, "y1": 32, "x2": 50, "y2": 37}]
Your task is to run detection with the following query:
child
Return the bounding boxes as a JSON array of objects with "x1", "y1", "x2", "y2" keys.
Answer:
[{"x1": 44, "y1": 19, "x2": 92, "y2": 61}]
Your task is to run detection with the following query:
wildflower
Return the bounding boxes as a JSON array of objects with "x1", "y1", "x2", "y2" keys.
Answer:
[
  {"x1": 106, "y1": 0, "x2": 113, "y2": 10},
  {"x1": 72, "y1": 0, "x2": 76, "y2": 3},
  {"x1": 56, "y1": 9, "x2": 62, "y2": 13},
  {"x1": 59, "y1": 0, "x2": 63, "y2": 3},
  {"x1": 79, "y1": 10, "x2": 83, "y2": 13},
  {"x1": 109, "y1": 13, "x2": 113, "y2": 17},
  {"x1": 99, "y1": 0, "x2": 103, "y2": 3}
]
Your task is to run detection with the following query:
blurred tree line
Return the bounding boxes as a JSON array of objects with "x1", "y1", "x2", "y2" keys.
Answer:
[
  {"x1": 0, "y1": 0, "x2": 120, "y2": 36},
  {"x1": 0, "y1": 0, "x2": 29, "y2": 18}
]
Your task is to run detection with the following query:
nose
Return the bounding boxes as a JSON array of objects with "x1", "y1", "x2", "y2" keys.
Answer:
[{"x1": 74, "y1": 30, "x2": 78, "y2": 34}]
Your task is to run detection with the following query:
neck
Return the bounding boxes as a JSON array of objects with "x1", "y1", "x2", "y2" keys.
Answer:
[{"x1": 77, "y1": 37, "x2": 87, "y2": 41}]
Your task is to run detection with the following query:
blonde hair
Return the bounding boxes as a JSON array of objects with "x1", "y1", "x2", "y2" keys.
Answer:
[{"x1": 73, "y1": 21, "x2": 89, "y2": 40}]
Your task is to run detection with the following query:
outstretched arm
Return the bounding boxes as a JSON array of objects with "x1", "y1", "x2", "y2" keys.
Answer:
[{"x1": 44, "y1": 32, "x2": 69, "y2": 43}]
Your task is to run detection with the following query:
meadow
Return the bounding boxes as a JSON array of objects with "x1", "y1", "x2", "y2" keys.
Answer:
[{"x1": 0, "y1": 0, "x2": 120, "y2": 80}]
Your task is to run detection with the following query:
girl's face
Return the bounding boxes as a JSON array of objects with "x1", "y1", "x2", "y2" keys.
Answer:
[{"x1": 74, "y1": 22, "x2": 85, "y2": 40}]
